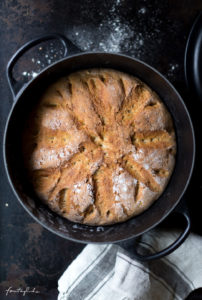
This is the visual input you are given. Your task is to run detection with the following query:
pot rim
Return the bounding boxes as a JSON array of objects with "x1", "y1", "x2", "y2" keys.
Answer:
[{"x1": 3, "y1": 51, "x2": 196, "y2": 244}]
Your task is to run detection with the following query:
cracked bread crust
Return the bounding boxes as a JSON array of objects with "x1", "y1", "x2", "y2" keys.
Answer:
[{"x1": 23, "y1": 69, "x2": 176, "y2": 225}]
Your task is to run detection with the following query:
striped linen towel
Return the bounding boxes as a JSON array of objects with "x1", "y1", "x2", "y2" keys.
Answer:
[{"x1": 58, "y1": 229, "x2": 202, "y2": 300}]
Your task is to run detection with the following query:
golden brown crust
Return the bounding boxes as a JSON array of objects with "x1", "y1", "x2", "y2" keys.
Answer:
[{"x1": 23, "y1": 69, "x2": 176, "y2": 225}]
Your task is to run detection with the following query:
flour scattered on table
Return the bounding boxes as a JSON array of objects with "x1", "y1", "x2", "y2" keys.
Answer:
[
  {"x1": 22, "y1": 71, "x2": 38, "y2": 79},
  {"x1": 167, "y1": 63, "x2": 179, "y2": 78},
  {"x1": 20, "y1": 1, "x2": 180, "y2": 83},
  {"x1": 64, "y1": 0, "x2": 181, "y2": 83},
  {"x1": 20, "y1": 42, "x2": 64, "y2": 80},
  {"x1": 139, "y1": 7, "x2": 147, "y2": 14},
  {"x1": 65, "y1": 0, "x2": 146, "y2": 55}
]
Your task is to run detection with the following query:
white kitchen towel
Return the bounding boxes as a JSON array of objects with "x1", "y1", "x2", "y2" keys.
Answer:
[{"x1": 58, "y1": 229, "x2": 202, "y2": 300}]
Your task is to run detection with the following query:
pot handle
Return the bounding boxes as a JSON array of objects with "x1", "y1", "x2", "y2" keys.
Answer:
[
  {"x1": 133, "y1": 201, "x2": 191, "y2": 261},
  {"x1": 6, "y1": 33, "x2": 81, "y2": 98}
]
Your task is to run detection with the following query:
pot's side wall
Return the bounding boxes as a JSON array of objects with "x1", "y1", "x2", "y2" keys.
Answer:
[{"x1": 4, "y1": 53, "x2": 195, "y2": 243}]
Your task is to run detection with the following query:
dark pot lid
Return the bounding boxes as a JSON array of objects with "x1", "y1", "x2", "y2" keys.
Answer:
[{"x1": 185, "y1": 12, "x2": 202, "y2": 100}]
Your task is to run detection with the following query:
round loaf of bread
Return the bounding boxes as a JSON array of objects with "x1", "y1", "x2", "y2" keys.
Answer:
[{"x1": 23, "y1": 69, "x2": 176, "y2": 225}]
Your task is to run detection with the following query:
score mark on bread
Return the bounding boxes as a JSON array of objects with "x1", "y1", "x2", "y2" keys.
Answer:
[{"x1": 23, "y1": 69, "x2": 176, "y2": 225}]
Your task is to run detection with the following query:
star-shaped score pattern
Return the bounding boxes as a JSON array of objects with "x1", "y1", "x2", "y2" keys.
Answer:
[{"x1": 23, "y1": 69, "x2": 176, "y2": 225}]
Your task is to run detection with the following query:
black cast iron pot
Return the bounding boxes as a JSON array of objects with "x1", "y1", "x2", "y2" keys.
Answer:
[{"x1": 3, "y1": 34, "x2": 195, "y2": 261}]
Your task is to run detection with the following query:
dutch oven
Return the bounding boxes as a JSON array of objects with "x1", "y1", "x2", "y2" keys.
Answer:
[{"x1": 3, "y1": 34, "x2": 195, "y2": 261}]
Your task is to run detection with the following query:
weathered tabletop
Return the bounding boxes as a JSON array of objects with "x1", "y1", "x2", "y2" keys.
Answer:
[{"x1": 0, "y1": 0, "x2": 202, "y2": 298}]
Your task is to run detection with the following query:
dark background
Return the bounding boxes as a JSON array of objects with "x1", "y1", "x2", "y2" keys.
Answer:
[{"x1": 0, "y1": 0, "x2": 202, "y2": 299}]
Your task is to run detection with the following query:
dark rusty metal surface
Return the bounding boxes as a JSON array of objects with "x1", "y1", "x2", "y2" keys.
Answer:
[{"x1": 0, "y1": 0, "x2": 202, "y2": 298}]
